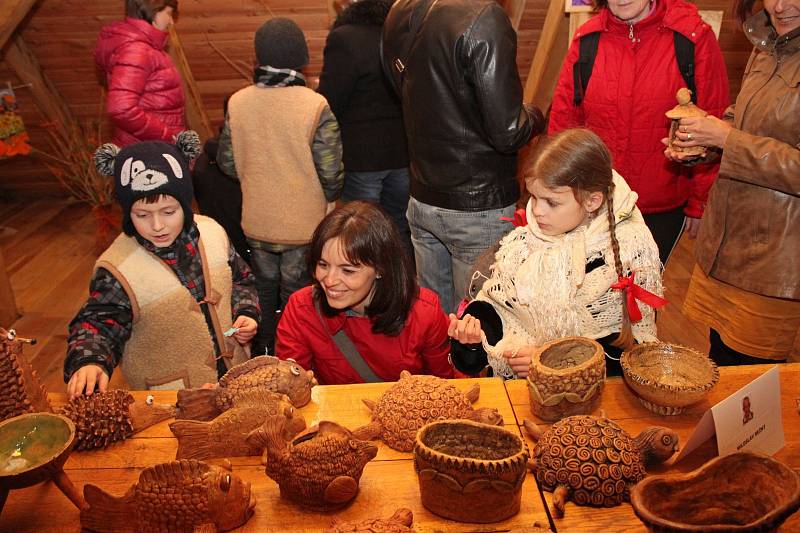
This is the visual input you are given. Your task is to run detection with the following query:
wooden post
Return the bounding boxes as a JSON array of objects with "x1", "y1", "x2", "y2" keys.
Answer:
[
  {"x1": 504, "y1": 0, "x2": 528, "y2": 31},
  {"x1": 0, "y1": 246, "x2": 20, "y2": 327},
  {"x1": 0, "y1": 0, "x2": 37, "y2": 52},
  {"x1": 168, "y1": 27, "x2": 214, "y2": 141},
  {"x1": 523, "y1": 0, "x2": 570, "y2": 110}
]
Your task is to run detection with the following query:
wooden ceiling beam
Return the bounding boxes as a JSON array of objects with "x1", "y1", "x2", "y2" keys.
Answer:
[
  {"x1": 0, "y1": 0, "x2": 37, "y2": 52},
  {"x1": 524, "y1": 0, "x2": 569, "y2": 110},
  {"x1": 169, "y1": 27, "x2": 214, "y2": 141}
]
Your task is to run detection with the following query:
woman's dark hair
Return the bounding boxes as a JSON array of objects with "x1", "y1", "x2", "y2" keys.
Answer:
[
  {"x1": 307, "y1": 201, "x2": 418, "y2": 336},
  {"x1": 333, "y1": 0, "x2": 393, "y2": 29},
  {"x1": 733, "y1": 0, "x2": 757, "y2": 24},
  {"x1": 525, "y1": 128, "x2": 634, "y2": 349},
  {"x1": 126, "y1": 0, "x2": 178, "y2": 23}
]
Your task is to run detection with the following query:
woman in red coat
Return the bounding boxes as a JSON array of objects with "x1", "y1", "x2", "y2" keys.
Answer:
[
  {"x1": 95, "y1": 0, "x2": 186, "y2": 146},
  {"x1": 276, "y1": 201, "x2": 454, "y2": 385},
  {"x1": 549, "y1": 0, "x2": 729, "y2": 264}
]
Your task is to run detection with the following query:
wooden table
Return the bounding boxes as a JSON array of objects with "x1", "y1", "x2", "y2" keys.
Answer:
[{"x1": 1, "y1": 366, "x2": 798, "y2": 532}]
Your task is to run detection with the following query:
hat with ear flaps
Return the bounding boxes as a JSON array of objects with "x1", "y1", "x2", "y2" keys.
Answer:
[{"x1": 93, "y1": 131, "x2": 201, "y2": 237}]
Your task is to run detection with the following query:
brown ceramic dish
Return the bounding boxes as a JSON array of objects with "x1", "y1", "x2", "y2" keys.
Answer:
[
  {"x1": 621, "y1": 342, "x2": 719, "y2": 415},
  {"x1": 414, "y1": 419, "x2": 529, "y2": 523},
  {"x1": 527, "y1": 336, "x2": 605, "y2": 421},
  {"x1": 630, "y1": 452, "x2": 800, "y2": 532}
]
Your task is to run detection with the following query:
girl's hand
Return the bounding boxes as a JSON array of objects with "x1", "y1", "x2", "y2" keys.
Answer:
[
  {"x1": 501, "y1": 345, "x2": 535, "y2": 378},
  {"x1": 67, "y1": 364, "x2": 110, "y2": 398},
  {"x1": 447, "y1": 313, "x2": 484, "y2": 345},
  {"x1": 231, "y1": 315, "x2": 257, "y2": 345},
  {"x1": 673, "y1": 116, "x2": 732, "y2": 150}
]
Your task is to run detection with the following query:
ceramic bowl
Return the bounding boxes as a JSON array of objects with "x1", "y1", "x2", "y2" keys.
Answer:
[
  {"x1": 630, "y1": 452, "x2": 800, "y2": 532},
  {"x1": 0, "y1": 412, "x2": 76, "y2": 489},
  {"x1": 621, "y1": 343, "x2": 718, "y2": 415}
]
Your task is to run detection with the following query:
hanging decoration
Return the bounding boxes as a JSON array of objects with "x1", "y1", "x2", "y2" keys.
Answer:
[{"x1": 0, "y1": 83, "x2": 31, "y2": 159}]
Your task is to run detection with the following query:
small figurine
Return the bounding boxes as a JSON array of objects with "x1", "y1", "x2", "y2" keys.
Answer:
[
  {"x1": 324, "y1": 508, "x2": 414, "y2": 532},
  {"x1": 59, "y1": 389, "x2": 175, "y2": 451},
  {"x1": 665, "y1": 88, "x2": 708, "y2": 159},
  {"x1": 176, "y1": 355, "x2": 317, "y2": 420},
  {"x1": 80, "y1": 459, "x2": 256, "y2": 533},
  {"x1": 353, "y1": 371, "x2": 503, "y2": 452},
  {"x1": 524, "y1": 415, "x2": 678, "y2": 517},
  {"x1": 247, "y1": 414, "x2": 378, "y2": 510},
  {"x1": 0, "y1": 327, "x2": 51, "y2": 422},
  {"x1": 170, "y1": 390, "x2": 306, "y2": 461}
]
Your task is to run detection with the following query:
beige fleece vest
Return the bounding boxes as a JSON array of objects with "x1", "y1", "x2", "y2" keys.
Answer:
[
  {"x1": 96, "y1": 216, "x2": 248, "y2": 390},
  {"x1": 228, "y1": 85, "x2": 328, "y2": 244}
]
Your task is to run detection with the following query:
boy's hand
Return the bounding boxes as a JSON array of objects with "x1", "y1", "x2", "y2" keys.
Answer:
[
  {"x1": 447, "y1": 313, "x2": 484, "y2": 345},
  {"x1": 67, "y1": 364, "x2": 110, "y2": 398},
  {"x1": 231, "y1": 315, "x2": 257, "y2": 345}
]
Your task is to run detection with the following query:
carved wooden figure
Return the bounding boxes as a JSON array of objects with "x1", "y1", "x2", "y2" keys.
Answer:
[
  {"x1": 414, "y1": 420, "x2": 529, "y2": 523},
  {"x1": 80, "y1": 459, "x2": 256, "y2": 533},
  {"x1": 247, "y1": 414, "x2": 378, "y2": 510},
  {"x1": 353, "y1": 371, "x2": 504, "y2": 452},
  {"x1": 0, "y1": 327, "x2": 51, "y2": 422},
  {"x1": 176, "y1": 356, "x2": 317, "y2": 420},
  {"x1": 524, "y1": 415, "x2": 678, "y2": 518},
  {"x1": 324, "y1": 508, "x2": 414, "y2": 532},
  {"x1": 666, "y1": 88, "x2": 708, "y2": 159}
]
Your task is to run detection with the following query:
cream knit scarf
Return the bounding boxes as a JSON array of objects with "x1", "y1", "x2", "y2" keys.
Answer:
[{"x1": 474, "y1": 171, "x2": 663, "y2": 379}]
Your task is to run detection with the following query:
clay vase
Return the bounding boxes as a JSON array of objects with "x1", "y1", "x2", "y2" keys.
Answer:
[
  {"x1": 527, "y1": 337, "x2": 605, "y2": 422},
  {"x1": 630, "y1": 452, "x2": 800, "y2": 532},
  {"x1": 414, "y1": 419, "x2": 529, "y2": 523},
  {"x1": 0, "y1": 412, "x2": 84, "y2": 514}
]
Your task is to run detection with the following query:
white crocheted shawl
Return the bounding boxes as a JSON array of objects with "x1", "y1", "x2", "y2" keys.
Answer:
[{"x1": 474, "y1": 171, "x2": 663, "y2": 379}]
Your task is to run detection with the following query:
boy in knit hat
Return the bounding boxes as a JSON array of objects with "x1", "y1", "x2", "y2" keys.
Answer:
[
  {"x1": 217, "y1": 18, "x2": 343, "y2": 356},
  {"x1": 64, "y1": 132, "x2": 261, "y2": 397}
]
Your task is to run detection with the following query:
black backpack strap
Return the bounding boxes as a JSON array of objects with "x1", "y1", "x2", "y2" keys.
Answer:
[
  {"x1": 673, "y1": 32, "x2": 696, "y2": 103},
  {"x1": 573, "y1": 32, "x2": 601, "y2": 106}
]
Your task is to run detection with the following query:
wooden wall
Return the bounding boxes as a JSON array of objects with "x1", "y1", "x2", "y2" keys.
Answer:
[{"x1": 0, "y1": 0, "x2": 752, "y2": 198}]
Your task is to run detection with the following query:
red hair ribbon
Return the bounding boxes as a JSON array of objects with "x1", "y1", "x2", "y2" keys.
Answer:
[
  {"x1": 500, "y1": 208, "x2": 527, "y2": 227},
  {"x1": 611, "y1": 271, "x2": 668, "y2": 323}
]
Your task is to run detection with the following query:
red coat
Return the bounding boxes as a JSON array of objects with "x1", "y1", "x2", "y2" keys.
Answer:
[
  {"x1": 276, "y1": 286, "x2": 454, "y2": 385},
  {"x1": 548, "y1": 0, "x2": 729, "y2": 217},
  {"x1": 95, "y1": 18, "x2": 186, "y2": 146}
]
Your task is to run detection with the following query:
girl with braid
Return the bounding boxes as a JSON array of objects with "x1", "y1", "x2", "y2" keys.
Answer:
[{"x1": 448, "y1": 129, "x2": 666, "y2": 379}]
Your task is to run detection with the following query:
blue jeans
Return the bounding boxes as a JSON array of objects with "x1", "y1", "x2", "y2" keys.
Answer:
[
  {"x1": 247, "y1": 243, "x2": 310, "y2": 355},
  {"x1": 341, "y1": 168, "x2": 412, "y2": 256},
  {"x1": 407, "y1": 197, "x2": 515, "y2": 313}
]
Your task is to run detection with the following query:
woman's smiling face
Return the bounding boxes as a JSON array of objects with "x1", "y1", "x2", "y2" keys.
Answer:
[
  {"x1": 315, "y1": 237, "x2": 377, "y2": 315},
  {"x1": 765, "y1": 0, "x2": 800, "y2": 35}
]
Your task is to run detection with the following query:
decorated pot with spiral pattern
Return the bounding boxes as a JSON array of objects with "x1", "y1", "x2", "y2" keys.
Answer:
[
  {"x1": 414, "y1": 419, "x2": 529, "y2": 523},
  {"x1": 527, "y1": 337, "x2": 605, "y2": 422}
]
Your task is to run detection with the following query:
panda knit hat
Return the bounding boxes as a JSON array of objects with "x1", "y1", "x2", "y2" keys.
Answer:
[
  {"x1": 254, "y1": 18, "x2": 309, "y2": 69},
  {"x1": 93, "y1": 131, "x2": 201, "y2": 237}
]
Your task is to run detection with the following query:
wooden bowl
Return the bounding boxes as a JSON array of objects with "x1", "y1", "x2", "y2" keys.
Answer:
[
  {"x1": 621, "y1": 343, "x2": 718, "y2": 415},
  {"x1": 0, "y1": 412, "x2": 76, "y2": 489},
  {"x1": 631, "y1": 452, "x2": 800, "y2": 532},
  {"x1": 414, "y1": 420, "x2": 529, "y2": 523}
]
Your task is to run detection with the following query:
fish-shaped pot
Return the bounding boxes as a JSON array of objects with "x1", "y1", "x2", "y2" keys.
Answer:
[
  {"x1": 59, "y1": 389, "x2": 175, "y2": 451},
  {"x1": 80, "y1": 459, "x2": 256, "y2": 533},
  {"x1": 176, "y1": 356, "x2": 317, "y2": 420},
  {"x1": 170, "y1": 390, "x2": 306, "y2": 461},
  {"x1": 247, "y1": 414, "x2": 378, "y2": 510}
]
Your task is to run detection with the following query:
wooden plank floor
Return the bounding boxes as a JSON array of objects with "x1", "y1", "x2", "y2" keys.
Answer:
[{"x1": 0, "y1": 198, "x2": 709, "y2": 394}]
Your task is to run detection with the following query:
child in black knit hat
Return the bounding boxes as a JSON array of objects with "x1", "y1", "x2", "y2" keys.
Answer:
[{"x1": 64, "y1": 132, "x2": 261, "y2": 397}]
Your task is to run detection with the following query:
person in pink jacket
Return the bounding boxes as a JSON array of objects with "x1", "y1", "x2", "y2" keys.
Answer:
[
  {"x1": 95, "y1": 0, "x2": 186, "y2": 146},
  {"x1": 549, "y1": 0, "x2": 729, "y2": 264}
]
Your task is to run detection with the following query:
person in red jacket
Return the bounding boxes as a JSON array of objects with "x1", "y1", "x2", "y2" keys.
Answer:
[
  {"x1": 549, "y1": 0, "x2": 729, "y2": 264},
  {"x1": 275, "y1": 201, "x2": 454, "y2": 385},
  {"x1": 95, "y1": 0, "x2": 186, "y2": 146}
]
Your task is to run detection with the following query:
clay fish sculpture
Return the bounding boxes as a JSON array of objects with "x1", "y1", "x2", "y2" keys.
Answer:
[
  {"x1": 59, "y1": 389, "x2": 175, "y2": 451},
  {"x1": 81, "y1": 459, "x2": 256, "y2": 533},
  {"x1": 176, "y1": 356, "x2": 317, "y2": 420},
  {"x1": 353, "y1": 370, "x2": 504, "y2": 452},
  {"x1": 247, "y1": 414, "x2": 378, "y2": 510},
  {"x1": 324, "y1": 508, "x2": 414, "y2": 533},
  {"x1": 0, "y1": 327, "x2": 51, "y2": 421},
  {"x1": 170, "y1": 389, "x2": 306, "y2": 461}
]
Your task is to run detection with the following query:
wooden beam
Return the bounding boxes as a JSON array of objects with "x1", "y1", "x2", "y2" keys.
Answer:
[
  {"x1": 0, "y1": 0, "x2": 37, "y2": 52},
  {"x1": 169, "y1": 27, "x2": 214, "y2": 141},
  {"x1": 3, "y1": 34, "x2": 75, "y2": 130},
  {"x1": 505, "y1": 0, "x2": 528, "y2": 31},
  {"x1": 0, "y1": 246, "x2": 20, "y2": 327},
  {"x1": 524, "y1": 0, "x2": 570, "y2": 110}
]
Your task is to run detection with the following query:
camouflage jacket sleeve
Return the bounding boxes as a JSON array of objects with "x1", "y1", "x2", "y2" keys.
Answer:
[
  {"x1": 216, "y1": 115, "x2": 238, "y2": 180},
  {"x1": 64, "y1": 268, "x2": 133, "y2": 382},
  {"x1": 311, "y1": 104, "x2": 344, "y2": 202},
  {"x1": 229, "y1": 244, "x2": 261, "y2": 322}
]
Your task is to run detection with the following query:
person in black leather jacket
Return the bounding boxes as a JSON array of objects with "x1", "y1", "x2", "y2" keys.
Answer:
[{"x1": 382, "y1": 0, "x2": 545, "y2": 313}]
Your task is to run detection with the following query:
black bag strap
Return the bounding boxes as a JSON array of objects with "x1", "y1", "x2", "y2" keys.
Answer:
[
  {"x1": 673, "y1": 32, "x2": 697, "y2": 103},
  {"x1": 391, "y1": 0, "x2": 439, "y2": 90},
  {"x1": 573, "y1": 32, "x2": 601, "y2": 106},
  {"x1": 313, "y1": 299, "x2": 382, "y2": 383}
]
